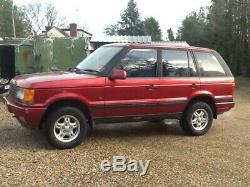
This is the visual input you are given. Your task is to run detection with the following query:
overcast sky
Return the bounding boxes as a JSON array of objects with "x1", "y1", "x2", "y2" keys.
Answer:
[{"x1": 15, "y1": 0, "x2": 211, "y2": 38}]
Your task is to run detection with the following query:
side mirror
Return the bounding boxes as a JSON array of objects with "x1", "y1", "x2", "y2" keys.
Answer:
[{"x1": 109, "y1": 68, "x2": 127, "y2": 80}]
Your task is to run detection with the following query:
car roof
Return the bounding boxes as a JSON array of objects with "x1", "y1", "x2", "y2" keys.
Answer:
[{"x1": 103, "y1": 43, "x2": 214, "y2": 52}]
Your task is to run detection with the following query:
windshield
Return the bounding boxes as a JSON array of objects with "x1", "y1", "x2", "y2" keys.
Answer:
[{"x1": 76, "y1": 46, "x2": 123, "y2": 73}]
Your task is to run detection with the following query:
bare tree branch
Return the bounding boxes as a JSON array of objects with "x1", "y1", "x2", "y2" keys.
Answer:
[
  {"x1": 23, "y1": 2, "x2": 44, "y2": 36},
  {"x1": 23, "y1": 2, "x2": 66, "y2": 36},
  {"x1": 44, "y1": 3, "x2": 66, "y2": 28}
]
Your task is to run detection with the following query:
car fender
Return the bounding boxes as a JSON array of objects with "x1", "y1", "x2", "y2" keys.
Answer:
[
  {"x1": 189, "y1": 90, "x2": 215, "y2": 101},
  {"x1": 44, "y1": 92, "x2": 90, "y2": 108}
]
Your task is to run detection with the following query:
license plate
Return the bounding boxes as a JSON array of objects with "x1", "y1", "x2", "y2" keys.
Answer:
[{"x1": 4, "y1": 85, "x2": 10, "y2": 90}]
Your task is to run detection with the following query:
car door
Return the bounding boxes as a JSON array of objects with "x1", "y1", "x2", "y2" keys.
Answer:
[
  {"x1": 193, "y1": 51, "x2": 235, "y2": 114},
  {"x1": 104, "y1": 48, "x2": 161, "y2": 119},
  {"x1": 157, "y1": 49, "x2": 200, "y2": 116}
]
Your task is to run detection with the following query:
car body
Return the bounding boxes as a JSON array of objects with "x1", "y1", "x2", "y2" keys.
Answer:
[{"x1": 4, "y1": 43, "x2": 235, "y2": 149}]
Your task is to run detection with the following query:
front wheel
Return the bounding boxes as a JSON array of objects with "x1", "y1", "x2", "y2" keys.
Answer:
[
  {"x1": 180, "y1": 102, "x2": 213, "y2": 136},
  {"x1": 46, "y1": 106, "x2": 88, "y2": 149}
]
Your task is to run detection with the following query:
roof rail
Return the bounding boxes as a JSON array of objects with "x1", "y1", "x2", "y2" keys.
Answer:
[
  {"x1": 151, "y1": 41, "x2": 190, "y2": 47},
  {"x1": 91, "y1": 35, "x2": 152, "y2": 43}
]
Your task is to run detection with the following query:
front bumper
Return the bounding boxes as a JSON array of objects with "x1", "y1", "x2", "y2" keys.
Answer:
[{"x1": 4, "y1": 96, "x2": 47, "y2": 128}]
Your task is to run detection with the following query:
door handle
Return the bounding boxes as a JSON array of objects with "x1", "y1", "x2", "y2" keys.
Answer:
[
  {"x1": 191, "y1": 83, "x2": 199, "y2": 88},
  {"x1": 146, "y1": 85, "x2": 159, "y2": 90}
]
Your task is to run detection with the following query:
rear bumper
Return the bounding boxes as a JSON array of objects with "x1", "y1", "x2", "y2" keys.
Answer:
[
  {"x1": 216, "y1": 102, "x2": 235, "y2": 114},
  {"x1": 4, "y1": 96, "x2": 47, "y2": 128}
]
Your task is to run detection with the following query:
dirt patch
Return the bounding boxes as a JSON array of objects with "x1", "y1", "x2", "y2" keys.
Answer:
[{"x1": 0, "y1": 94, "x2": 6, "y2": 103}]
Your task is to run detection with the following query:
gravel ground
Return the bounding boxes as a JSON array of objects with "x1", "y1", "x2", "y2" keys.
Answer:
[{"x1": 0, "y1": 78, "x2": 250, "y2": 186}]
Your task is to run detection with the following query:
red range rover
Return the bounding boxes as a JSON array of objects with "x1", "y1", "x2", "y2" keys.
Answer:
[{"x1": 5, "y1": 43, "x2": 235, "y2": 149}]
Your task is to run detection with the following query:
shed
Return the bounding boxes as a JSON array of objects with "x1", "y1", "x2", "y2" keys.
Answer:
[
  {"x1": 0, "y1": 37, "x2": 88, "y2": 92},
  {"x1": 90, "y1": 35, "x2": 152, "y2": 52}
]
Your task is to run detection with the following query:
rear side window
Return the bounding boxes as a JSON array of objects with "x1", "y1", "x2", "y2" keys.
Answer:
[
  {"x1": 195, "y1": 52, "x2": 226, "y2": 77},
  {"x1": 162, "y1": 50, "x2": 188, "y2": 77},
  {"x1": 162, "y1": 49, "x2": 197, "y2": 77}
]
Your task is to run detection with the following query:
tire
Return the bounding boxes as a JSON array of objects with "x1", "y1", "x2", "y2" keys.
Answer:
[
  {"x1": 46, "y1": 106, "x2": 88, "y2": 149},
  {"x1": 180, "y1": 102, "x2": 213, "y2": 136}
]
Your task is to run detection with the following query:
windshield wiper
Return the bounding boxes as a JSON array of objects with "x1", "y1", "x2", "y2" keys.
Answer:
[
  {"x1": 81, "y1": 69, "x2": 100, "y2": 74},
  {"x1": 71, "y1": 67, "x2": 86, "y2": 73},
  {"x1": 71, "y1": 67, "x2": 100, "y2": 74},
  {"x1": 69, "y1": 67, "x2": 79, "y2": 72}
]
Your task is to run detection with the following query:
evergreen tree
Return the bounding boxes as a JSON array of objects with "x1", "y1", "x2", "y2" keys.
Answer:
[
  {"x1": 104, "y1": 24, "x2": 119, "y2": 36},
  {"x1": 177, "y1": 0, "x2": 250, "y2": 76},
  {"x1": 105, "y1": 0, "x2": 144, "y2": 36},
  {"x1": 143, "y1": 17, "x2": 162, "y2": 41},
  {"x1": 177, "y1": 9, "x2": 207, "y2": 45},
  {"x1": 118, "y1": 0, "x2": 144, "y2": 35},
  {"x1": 167, "y1": 28, "x2": 175, "y2": 41},
  {"x1": 0, "y1": 0, "x2": 31, "y2": 38}
]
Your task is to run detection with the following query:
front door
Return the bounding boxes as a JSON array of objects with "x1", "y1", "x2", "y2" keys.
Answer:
[{"x1": 104, "y1": 48, "x2": 161, "y2": 119}]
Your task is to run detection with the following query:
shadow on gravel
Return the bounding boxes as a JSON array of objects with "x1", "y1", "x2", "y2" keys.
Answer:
[
  {"x1": 0, "y1": 120, "x2": 184, "y2": 150},
  {"x1": 0, "y1": 125, "x2": 50, "y2": 150},
  {"x1": 88, "y1": 121, "x2": 184, "y2": 139}
]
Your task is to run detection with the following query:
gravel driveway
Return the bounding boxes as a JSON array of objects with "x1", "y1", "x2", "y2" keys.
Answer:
[{"x1": 0, "y1": 78, "x2": 249, "y2": 186}]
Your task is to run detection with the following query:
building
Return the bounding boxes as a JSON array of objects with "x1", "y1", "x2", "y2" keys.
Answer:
[{"x1": 42, "y1": 23, "x2": 92, "y2": 39}]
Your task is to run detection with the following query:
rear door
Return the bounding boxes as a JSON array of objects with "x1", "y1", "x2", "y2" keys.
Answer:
[
  {"x1": 104, "y1": 48, "x2": 161, "y2": 118},
  {"x1": 157, "y1": 49, "x2": 200, "y2": 116},
  {"x1": 193, "y1": 51, "x2": 235, "y2": 114}
]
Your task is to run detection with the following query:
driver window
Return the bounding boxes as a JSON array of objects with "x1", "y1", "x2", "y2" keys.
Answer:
[{"x1": 116, "y1": 49, "x2": 157, "y2": 77}]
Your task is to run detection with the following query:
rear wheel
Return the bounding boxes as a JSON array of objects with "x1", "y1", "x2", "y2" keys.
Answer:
[
  {"x1": 180, "y1": 102, "x2": 213, "y2": 136},
  {"x1": 46, "y1": 106, "x2": 88, "y2": 149}
]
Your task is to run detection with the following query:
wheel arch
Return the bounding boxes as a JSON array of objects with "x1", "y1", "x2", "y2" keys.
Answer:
[
  {"x1": 40, "y1": 99, "x2": 93, "y2": 129},
  {"x1": 184, "y1": 95, "x2": 217, "y2": 119}
]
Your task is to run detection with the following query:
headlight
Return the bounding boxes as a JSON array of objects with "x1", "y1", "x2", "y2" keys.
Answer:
[
  {"x1": 16, "y1": 87, "x2": 35, "y2": 104},
  {"x1": 0, "y1": 78, "x2": 9, "y2": 84}
]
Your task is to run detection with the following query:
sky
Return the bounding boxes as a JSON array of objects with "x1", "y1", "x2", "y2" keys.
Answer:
[{"x1": 15, "y1": 0, "x2": 211, "y2": 38}]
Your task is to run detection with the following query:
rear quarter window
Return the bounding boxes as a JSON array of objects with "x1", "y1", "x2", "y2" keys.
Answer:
[{"x1": 195, "y1": 51, "x2": 228, "y2": 77}]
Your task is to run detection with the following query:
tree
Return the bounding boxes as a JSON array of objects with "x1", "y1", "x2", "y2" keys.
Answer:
[
  {"x1": 177, "y1": 0, "x2": 250, "y2": 77},
  {"x1": 23, "y1": 2, "x2": 44, "y2": 36},
  {"x1": 143, "y1": 17, "x2": 162, "y2": 41},
  {"x1": 177, "y1": 10, "x2": 207, "y2": 45},
  {"x1": 24, "y1": 2, "x2": 66, "y2": 36},
  {"x1": 167, "y1": 28, "x2": 175, "y2": 41},
  {"x1": 44, "y1": 3, "x2": 66, "y2": 28},
  {"x1": 0, "y1": 0, "x2": 31, "y2": 38},
  {"x1": 104, "y1": 24, "x2": 119, "y2": 36},
  {"x1": 105, "y1": 0, "x2": 144, "y2": 35}
]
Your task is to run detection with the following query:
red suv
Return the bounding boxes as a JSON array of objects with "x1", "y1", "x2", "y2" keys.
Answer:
[{"x1": 4, "y1": 43, "x2": 235, "y2": 149}]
